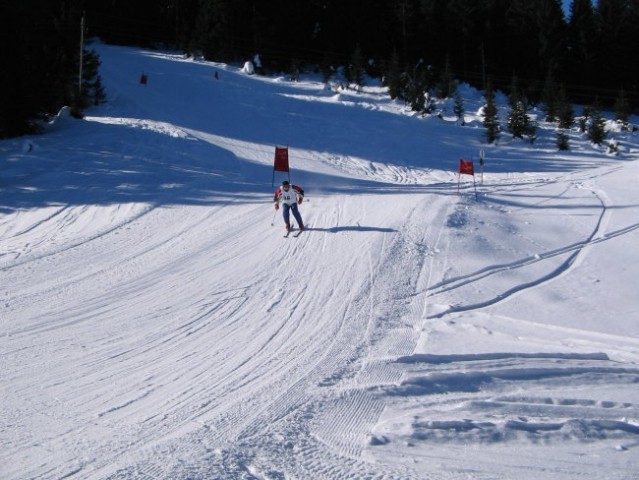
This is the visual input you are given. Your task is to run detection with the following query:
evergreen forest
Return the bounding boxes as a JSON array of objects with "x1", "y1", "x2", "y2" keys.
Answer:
[{"x1": 1, "y1": 0, "x2": 637, "y2": 139}]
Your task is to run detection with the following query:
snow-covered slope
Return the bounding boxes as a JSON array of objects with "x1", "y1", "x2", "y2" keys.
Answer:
[{"x1": 2, "y1": 44, "x2": 639, "y2": 480}]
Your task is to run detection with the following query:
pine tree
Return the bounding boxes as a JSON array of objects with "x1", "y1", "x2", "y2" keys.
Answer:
[
  {"x1": 289, "y1": 59, "x2": 300, "y2": 82},
  {"x1": 587, "y1": 104, "x2": 606, "y2": 145},
  {"x1": 557, "y1": 131, "x2": 570, "y2": 150},
  {"x1": 526, "y1": 117, "x2": 538, "y2": 144},
  {"x1": 507, "y1": 103, "x2": 526, "y2": 138},
  {"x1": 507, "y1": 78, "x2": 528, "y2": 139},
  {"x1": 507, "y1": 100, "x2": 537, "y2": 143},
  {"x1": 541, "y1": 69, "x2": 559, "y2": 122},
  {"x1": 506, "y1": 74, "x2": 537, "y2": 142},
  {"x1": 346, "y1": 45, "x2": 365, "y2": 90},
  {"x1": 82, "y1": 49, "x2": 107, "y2": 107},
  {"x1": 384, "y1": 52, "x2": 403, "y2": 100},
  {"x1": 556, "y1": 87, "x2": 574, "y2": 130},
  {"x1": 320, "y1": 54, "x2": 334, "y2": 84},
  {"x1": 71, "y1": 49, "x2": 106, "y2": 118},
  {"x1": 454, "y1": 92, "x2": 465, "y2": 124},
  {"x1": 555, "y1": 85, "x2": 573, "y2": 151},
  {"x1": 406, "y1": 64, "x2": 428, "y2": 113},
  {"x1": 482, "y1": 84, "x2": 499, "y2": 144},
  {"x1": 614, "y1": 89, "x2": 630, "y2": 131},
  {"x1": 578, "y1": 106, "x2": 590, "y2": 132}
]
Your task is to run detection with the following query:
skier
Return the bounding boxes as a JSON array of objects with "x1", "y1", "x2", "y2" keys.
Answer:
[{"x1": 273, "y1": 180, "x2": 305, "y2": 233}]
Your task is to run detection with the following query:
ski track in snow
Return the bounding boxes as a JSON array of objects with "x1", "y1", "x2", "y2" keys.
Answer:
[
  {"x1": 2, "y1": 44, "x2": 639, "y2": 480},
  {"x1": 428, "y1": 175, "x2": 616, "y2": 316}
]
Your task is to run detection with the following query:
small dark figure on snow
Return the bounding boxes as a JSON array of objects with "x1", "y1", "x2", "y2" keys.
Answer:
[{"x1": 274, "y1": 180, "x2": 305, "y2": 233}]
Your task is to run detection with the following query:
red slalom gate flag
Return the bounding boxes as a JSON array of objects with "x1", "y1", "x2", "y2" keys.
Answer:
[
  {"x1": 274, "y1": 146, "x2": 289, "y2": 173},
  {"x1": 272, "y1": 146, "x2": 290, "y2": 186},
  {"x1": 459, "y1": 159, "x2": 474, "y2": 175},
  {"x1": 457, "y1": 158, "x2": 478, "y2": 200}
]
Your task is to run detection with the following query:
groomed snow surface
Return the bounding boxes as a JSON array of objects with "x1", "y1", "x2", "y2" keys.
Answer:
[{"x1": 2, "y1": 44, "x2": 639, "y2": 480}]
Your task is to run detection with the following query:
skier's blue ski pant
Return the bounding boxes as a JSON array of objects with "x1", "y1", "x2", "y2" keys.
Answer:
[{"x1": 283, "y1": 203, "x2": 303, "y2": 227}]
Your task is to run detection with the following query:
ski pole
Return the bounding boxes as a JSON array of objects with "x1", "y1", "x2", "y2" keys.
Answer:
[{"x1": 270, "y1": 207, "x2": 277, "y2": 226}]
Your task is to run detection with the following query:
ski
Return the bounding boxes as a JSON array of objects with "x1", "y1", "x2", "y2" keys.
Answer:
[
  {"x1": 283, "y1": 226, "x2": 307, "y2": 238},
  {"x1": 293, "y1": 225, "x2": 309, "y2": 237}
]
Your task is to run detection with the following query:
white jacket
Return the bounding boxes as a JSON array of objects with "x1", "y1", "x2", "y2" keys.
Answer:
[{"x1": 274, "y1": 185, "x2": 304, "y2": 206}]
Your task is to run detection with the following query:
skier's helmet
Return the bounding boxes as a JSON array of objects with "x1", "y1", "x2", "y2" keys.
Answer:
[{"x1": 282, "y1": 180, "x2": 290, "y2": 187}]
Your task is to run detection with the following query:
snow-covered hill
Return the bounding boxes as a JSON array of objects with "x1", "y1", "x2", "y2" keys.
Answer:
[{"x1": 2, "y1": 43, "x2": 639, "y2": 480}]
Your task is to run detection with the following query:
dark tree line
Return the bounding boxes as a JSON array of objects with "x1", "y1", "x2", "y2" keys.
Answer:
[
  {"x1": 84, "y1": 0, "x2": 636, "y2": 108},
  {"x1": 0, "y1": 1, "x2": 104, "y2": 138},
  {"x1": 2, "y1": 0, "x2": 638, "y2": 138}
]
